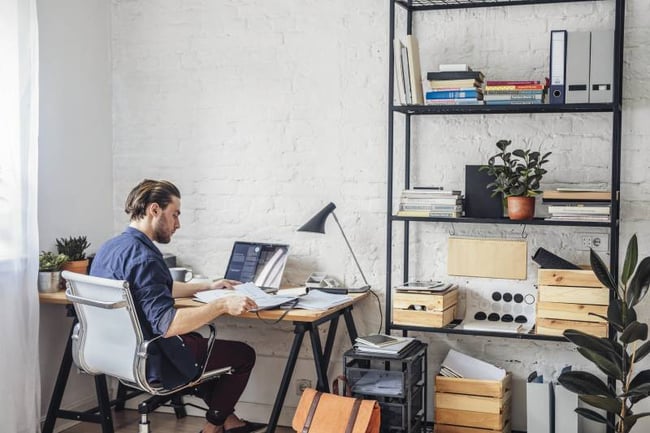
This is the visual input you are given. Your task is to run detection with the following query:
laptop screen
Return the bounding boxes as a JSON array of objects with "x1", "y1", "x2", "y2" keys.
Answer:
[{"x1": 224, "y1": 242, "x2": 289, "y2": 290}]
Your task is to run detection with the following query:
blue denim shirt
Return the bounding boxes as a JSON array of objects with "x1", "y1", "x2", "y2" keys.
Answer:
[{"x1": 90, "y1": 227, "x2": 200, "y2": 389}]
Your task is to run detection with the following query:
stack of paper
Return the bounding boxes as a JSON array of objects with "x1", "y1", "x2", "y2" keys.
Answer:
[
  {"x1": 440, "y1": 349, "x2": 506, "y2": 381},
  {"x1": 354, "y1": 335, "x2": 417, "y2": 355},
  {"x1": 194, "y1": 282, "x2": 352, "y2": 311}
]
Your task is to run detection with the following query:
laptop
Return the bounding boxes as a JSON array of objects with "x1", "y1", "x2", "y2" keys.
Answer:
[{"x1": 224, "y1": 241, "x2": 290, "y2": 293}]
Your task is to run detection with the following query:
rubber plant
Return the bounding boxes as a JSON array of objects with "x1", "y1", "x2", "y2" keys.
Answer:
[{"x1": 558, "y1": 234, "x2": 650, "y2": 433}]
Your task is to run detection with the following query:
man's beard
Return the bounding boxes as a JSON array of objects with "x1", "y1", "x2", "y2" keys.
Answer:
[{"x1": 153, "y1": 219, "x2": 172, "y2": 244}]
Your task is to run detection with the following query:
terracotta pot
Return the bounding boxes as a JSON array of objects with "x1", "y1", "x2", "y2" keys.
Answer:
[
  {"x1": 59, "y1": 259, "x2": 89, "y2": 289},
  {"x1": 506, "y1": 196, "x2": 535, "y2": 220}
]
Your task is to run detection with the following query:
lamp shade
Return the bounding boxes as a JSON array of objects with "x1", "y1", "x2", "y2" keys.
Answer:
[{"x1": 297, "y1": 202, "x2": 336, "y2": 234}]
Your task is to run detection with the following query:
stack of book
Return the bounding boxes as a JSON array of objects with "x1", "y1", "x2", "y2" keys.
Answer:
[
  {"x1": 397, "y1": 188, "x2": 463, "y2": 218},
  {"x1": 483, "y1": 80, "x2": 545, "y2": 105},
  {"x1": 424, "y1": 65, "x2": 485, "y2": 106},
  {"x1": 354, "y1": 334, "x2": 417, "y2": 356},
  {"x1": 543, "y1": 188, "x2": 611, "y2": 222}
]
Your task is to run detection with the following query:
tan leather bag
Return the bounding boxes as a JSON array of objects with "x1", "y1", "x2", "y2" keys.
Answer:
[{"x1": 292, "y1": 388, "x2": 381, "y2": 433}]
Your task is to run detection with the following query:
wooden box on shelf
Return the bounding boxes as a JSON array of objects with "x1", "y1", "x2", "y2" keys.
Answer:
[
  {"x1": 392, "y1": 287, "x2": 458, "y2": 328},
  {"x1": 434, "y1": 373, "x2": 512, "y2": 433},
  {"x1": 536, "y1": 269, "x2": 609, "y2": 338}
]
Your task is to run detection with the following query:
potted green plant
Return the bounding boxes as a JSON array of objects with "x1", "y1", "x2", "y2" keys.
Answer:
[
  {"x1": 558, "y1": 234, "x2": 650, "y2": 433},
  {"x1": 480, "y1": 139, "x2": 551, "y2": 220},
  {"x1": 38, "y1": 251, "x2": 69, "y2": 293},
  {"x1": 56, "y1": 235, "x2": 91, "y2": 274}
]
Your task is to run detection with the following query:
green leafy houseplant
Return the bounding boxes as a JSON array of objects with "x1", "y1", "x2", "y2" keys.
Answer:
[
  {"x1": 56, "y1": 235, "x2": 91, "y2": 261},
  {"x1": 39, "y1": 251, "x2": 69, "y2": 272},
  {"x1": 558, "y1": 234, "x2": 650, "y2": 433},
  {"x1": 480, "y1": 139, "x2": 551, "y2": 198}
]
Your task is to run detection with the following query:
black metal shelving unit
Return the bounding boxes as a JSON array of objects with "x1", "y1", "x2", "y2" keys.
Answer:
[{"x1": 385, "y1": 0, "x2": 625, "y2": 342}]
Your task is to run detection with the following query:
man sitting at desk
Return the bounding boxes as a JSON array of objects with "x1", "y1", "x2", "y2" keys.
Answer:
[{"x1": 91, "y1": 179, "x2": 265, "y2": 433}]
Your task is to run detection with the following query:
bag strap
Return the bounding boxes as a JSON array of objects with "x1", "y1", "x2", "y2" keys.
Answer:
[
  {"x1": 332, "y1": 374, "x2": 352, "y2": 396},
  {"x1": 301, "y1": 391, "x2": 322, "y2": 433},
  {"x1": 344, "y1": 398, "x2": 363, "y2": 433}
]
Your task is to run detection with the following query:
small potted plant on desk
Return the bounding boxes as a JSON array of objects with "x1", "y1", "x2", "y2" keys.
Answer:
[
  {"x1": 56, "y1": 235, "x2": 91, "y2": 274},
  {"x1": 38, "y1": 251, "x2": 69, "y2": 293},
  {"x1": 480, "y1": 139, "x2": 551, "y2": 220}
]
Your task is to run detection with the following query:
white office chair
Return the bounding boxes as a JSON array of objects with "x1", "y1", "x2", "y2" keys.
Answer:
[{"x1": 62, "y1": 270, "x2": 231, "y2": 433}]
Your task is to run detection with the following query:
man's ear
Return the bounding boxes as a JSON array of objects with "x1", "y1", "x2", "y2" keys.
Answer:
[{"x1": 148, "y1": 202, "x2": 160, "y2": 216}]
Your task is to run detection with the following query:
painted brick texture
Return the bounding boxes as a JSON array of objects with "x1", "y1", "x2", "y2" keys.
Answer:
[{"x1": 111, "y1": 0, "x2": 650, "y2": 429}]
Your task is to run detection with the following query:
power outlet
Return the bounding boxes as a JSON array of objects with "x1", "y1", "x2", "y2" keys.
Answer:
[
  {"x1": 578, "y1": 233, "x2": 609, "y2": 253},
  {"x1": 295, "y1": 379, "x2": 312, "y2": 395}
]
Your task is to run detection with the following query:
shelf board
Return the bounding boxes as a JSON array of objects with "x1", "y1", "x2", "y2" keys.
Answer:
[
  {"x1": 393, "y1": 103, "x2": 615, "y2": 115},
  {"x1": 395, "y1": 0, "x2": 608, "y2": 11},
  {"x1": 391, "y1": 323, "x2": 568, "y2": 341},
  {"x1": 391, "y1": 215, "x2": 612, "y2": 227}
]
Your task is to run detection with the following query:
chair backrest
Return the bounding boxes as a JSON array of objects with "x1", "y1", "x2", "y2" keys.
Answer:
[{"x1": 63, "y1": 271, "x2": 146, "y2": 390}]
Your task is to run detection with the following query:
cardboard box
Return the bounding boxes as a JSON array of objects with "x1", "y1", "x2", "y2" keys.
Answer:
[
  {"x1": 393, "y1": 287, "x2": 458, "y2": 327},
  {"x1": 434, "y1": 374, "x2": 512, "y2": 433},
  {"x1": 536, "y1": 269, "x2": 609, "y2": 338}
]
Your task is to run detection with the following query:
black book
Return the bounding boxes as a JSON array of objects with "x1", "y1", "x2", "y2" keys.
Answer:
[{"x1": 426, "y1": 70, "x2": 485, "y2": 81}]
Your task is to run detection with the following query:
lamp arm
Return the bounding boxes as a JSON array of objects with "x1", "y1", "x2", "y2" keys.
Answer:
[{"x1": 331, "y1": 212, "x2": 370, "y2": 289}]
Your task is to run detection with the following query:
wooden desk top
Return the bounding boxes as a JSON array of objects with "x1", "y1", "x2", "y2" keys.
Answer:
[{"x1": 39, "y1": 290, "x2": 369, "y2": 323}]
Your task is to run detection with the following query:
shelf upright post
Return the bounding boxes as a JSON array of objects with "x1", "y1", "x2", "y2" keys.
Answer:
[
  {"x1": 386, "y1": 0, "x2": 397, "y2": 335},
  {"x1": 607, "y1": 2, "x2": 625, "y2": 433}
]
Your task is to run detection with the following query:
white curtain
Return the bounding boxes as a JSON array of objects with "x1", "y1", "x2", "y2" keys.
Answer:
[{"x1": 0, "y1": 0, "x2": 41, "y2": 432}]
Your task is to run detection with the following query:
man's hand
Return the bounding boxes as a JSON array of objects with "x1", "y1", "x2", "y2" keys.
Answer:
[
  {"x1": 223, "y1": 295, "x2": 258, "y2": 315},
  {"x1": 209, "y1": 279, "x2": 241, "y2": 290}
]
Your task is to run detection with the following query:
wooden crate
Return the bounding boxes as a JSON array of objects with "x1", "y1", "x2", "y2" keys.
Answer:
[
  {"x1": 536, "y1": 269, "x2": 609, "y2": 338},
  {"x1": 434, "y1": 374, "x2": 511, "y2": 433},
  {"x1": 393, "y1": 288, "x2": 458, "y2": 311},
  {"x1": 393, "y1": 305, "x2": 456, "y2": 327},
  {"x1": 393, "y1": 288, "x2": 457, "y2": 327},
  {"x1": 434, "y1": 420, "x2": 512, "y2": 433}
]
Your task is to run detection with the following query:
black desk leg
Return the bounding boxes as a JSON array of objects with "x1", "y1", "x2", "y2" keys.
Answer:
[
  {"x1": 308, "y1": 324, "x2": 330, "y2": 392},
  {"x1": 343, "y1": 307, "x2": 359, "y2": 343},
  {"x1": 42, "y1": 322, "x2": 75, "y2": 433},
  {"x1": 321, "y1": 315, "x2": 339, "y2": 373},
  {"x1": 265, "y1": 323, "x2": 306, "y2": 433}
]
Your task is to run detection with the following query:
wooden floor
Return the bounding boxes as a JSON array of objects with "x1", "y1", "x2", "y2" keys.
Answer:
[{"x1": 59, "y1": 409, "x2": 293, "y2": 433}]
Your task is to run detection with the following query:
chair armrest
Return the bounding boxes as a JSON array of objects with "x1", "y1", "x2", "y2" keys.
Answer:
[{"x1": 66, "y1": 289, "x2": 127, "y2": 309}]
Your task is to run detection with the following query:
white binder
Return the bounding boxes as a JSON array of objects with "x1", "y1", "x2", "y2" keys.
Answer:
[
  {"x1": 589, "y1": 30, "x2": 614, "y2": 103},
  {"x1": 549, "y1": 30, "x2": 567, "y2": 104},
  {"x1": 565, "y1": 31, "x2": 591, "y2": 103}
]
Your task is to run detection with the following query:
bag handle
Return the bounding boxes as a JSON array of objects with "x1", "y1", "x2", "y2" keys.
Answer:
[{"x1": 332, "y1": 374, "x2": 352, "y2": 396}]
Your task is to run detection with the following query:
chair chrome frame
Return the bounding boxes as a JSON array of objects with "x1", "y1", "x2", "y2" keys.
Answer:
[{"x1": 62, "y1": 271, "x2": 231, "y2": 432}]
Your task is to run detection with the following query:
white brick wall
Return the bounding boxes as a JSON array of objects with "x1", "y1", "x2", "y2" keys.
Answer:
[{"x1": 111, "y1": 0, "x2": 650, "y2": 429}]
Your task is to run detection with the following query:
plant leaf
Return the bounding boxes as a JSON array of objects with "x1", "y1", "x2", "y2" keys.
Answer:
[
  {"x1": 621, "y1": 321, "x2": 648, "y2": 344},
  {"x1": 623, "y1": 413, "x2": 650, "y2": 432},
  {"x1": 558, "y1": 371, "x2": 613, "y2": 396},
  {"x1": 622, "y1": 234, "x2": 639, "y2": 285},
  {"x1": 575, "y1": 407, "x2": 613, "y2": 428},
  {"x1": 634, "y1": 341, "x2": 650, "y2": 362},
  {"x1": 590, "y1": 249, "x2": 618, "y2": 293},
  {"x1": 577, "y1": 347, "x2": 623, "y2": 381},
  {"x1": 627, "y1": 256, "x2": 650, "y2": 307},
  {"x1": 564, "y1": 329, "x2": 619, "y2": 357},
  {"x1": 579, "y1": 395, "x2": 621, "y2": 414}
]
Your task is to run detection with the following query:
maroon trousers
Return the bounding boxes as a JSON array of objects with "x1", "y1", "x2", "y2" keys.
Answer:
[{"x1": 181, "y1": 333, "x2": 256, "y2": 426}]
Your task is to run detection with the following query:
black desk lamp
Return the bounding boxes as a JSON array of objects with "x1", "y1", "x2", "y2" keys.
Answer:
[{"x1": 298, "y1": 202, "x2": 371, "y2": 293}]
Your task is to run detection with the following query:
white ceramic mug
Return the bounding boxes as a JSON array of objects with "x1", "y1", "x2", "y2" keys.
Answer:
[{"x1": 169, "y1": 267, "x2": 193, "y2": 282}]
